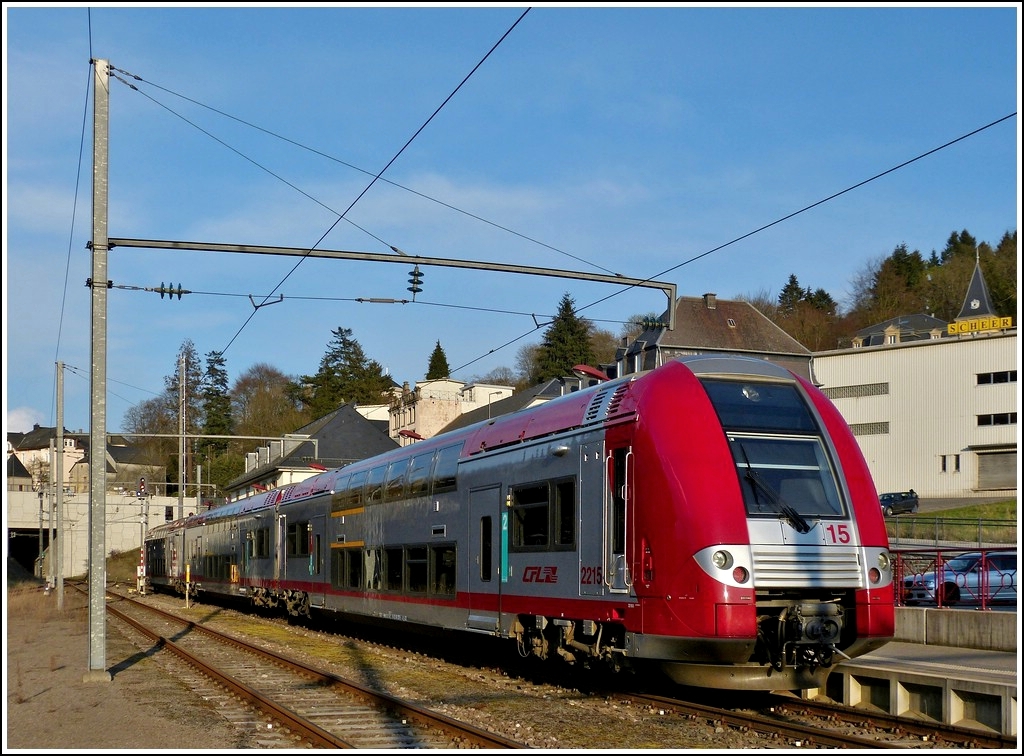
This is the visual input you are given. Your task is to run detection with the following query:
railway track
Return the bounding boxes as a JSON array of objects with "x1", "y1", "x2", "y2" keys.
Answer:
[
  {"x1": 614, "y1": 689, "x2": 1017, "y2": 749},
  {"x1": 99, "y1": 584, "x2": 1014, "y2": 749},
  {"x1": 99, "y1": 588, "x2": 525, "y2": 749}
]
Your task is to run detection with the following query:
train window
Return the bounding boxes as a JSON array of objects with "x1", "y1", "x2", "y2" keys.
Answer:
[
  {"x1": 331, "y1": 549, "x2": 344, "y2": 589},
  {"x1": 286, "y1": 521, "x2": 310, "y2": 557},
  {"x1": 384, "y1": 458, "x2": 410, "y2": 502},
  {"x1": 432, "y1": 443, "x2": 462, "y2": 494},
  {"x1": 432, "y1": 545, "x2": 457, "y2": 595},
  {"x1": 384, "y1": 547, "x2": 403, "y2": 591},
  {"x1": 553, "y1": 479, "x2": 576, "y2": 549},
  {"x1": 729, "y1": 434, "x2": 844, "y2": 518},
  {"x1": 511, "y1": 482, "x2": 550, "y2": 549},
  {"x1": 407, "y1": 450, "x2": 434, "y2": 497},
  {"x1": 365, "y1": 548, "x2": 382, "y2": 591},
  {"x1": 347, "y1": 470, "x2": 367, "y2": 507},
  {"x1": 365, "y1": 465, "x2": 387, "y2": 505},
  {"x1": 253, "y1": 527, "x2": 271, "y2": 559},
  {"x1": 480, "y1": 517, "x2": 492, "y2": 582},
  {"x1": 701, "y1": 379, "x2": 817, "y2": 433},
  {"x1": 406, "y1": 546, "x2": 428, "y2": 593},
  {"x1": 345, "y1": 549, "x2": 362, "y2": 589},
  {"x1": 330, "y1": 473, "x2": 352, "y2": 512}
]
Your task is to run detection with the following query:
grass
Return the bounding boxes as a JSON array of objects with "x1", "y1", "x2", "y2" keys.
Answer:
[
  {"x1": 888, "y1": 498, "x2": 1017, "y2": 547},
  {"x1": 926, "y1": 499, "x2": 1017, "y2": 521}
]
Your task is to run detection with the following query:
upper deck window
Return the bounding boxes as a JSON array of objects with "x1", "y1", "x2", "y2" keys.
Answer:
[{"x1": 701, "y1": 379, "x2": 817, "y2": 433}]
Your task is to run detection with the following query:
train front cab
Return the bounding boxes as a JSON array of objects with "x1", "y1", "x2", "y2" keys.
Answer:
[{"x1": 624, "y1": 356, "x2": 895, "y2": 690}]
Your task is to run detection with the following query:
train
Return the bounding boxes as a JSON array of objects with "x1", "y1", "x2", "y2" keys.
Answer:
[{"x1": 143, "y1": 354, "x2": 895, "y2": 690}]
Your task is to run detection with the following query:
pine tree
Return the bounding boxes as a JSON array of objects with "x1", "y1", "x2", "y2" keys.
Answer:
[
  {"x1": 299, "y1": 327, "x2": 394, "y2": 417},
  {"x1": 533, "y1": 293, "x2": 595, "y2": 384},
  {"x1": 426, "y1": 341, "x2": 450, "y2": 379},
  {"x1": 200, "y1": 350, "x2": 232, "y2": 455},
  {"x1": 777, "y1": 275, "x2": 805, "y2": 318}
]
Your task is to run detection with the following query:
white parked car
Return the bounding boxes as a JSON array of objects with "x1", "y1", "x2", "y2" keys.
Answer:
[{"x1": 902, "y1": 550, "x2": 1017, "y2": 607}]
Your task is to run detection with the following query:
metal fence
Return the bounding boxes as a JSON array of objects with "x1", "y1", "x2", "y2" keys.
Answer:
[
  {"x1": 891, "y1": 546, "x2": 1017, "y2": 610},
  {"x1": 886, "y1": 516, "x2": 1016, "y2": 550}
]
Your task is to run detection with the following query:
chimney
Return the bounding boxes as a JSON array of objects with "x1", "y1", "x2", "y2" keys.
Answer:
[{"x1": 703, "y1": 292, "x2": 717, "y2": 309}]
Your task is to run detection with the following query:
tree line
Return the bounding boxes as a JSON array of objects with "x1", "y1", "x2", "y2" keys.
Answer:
[{"x1": 123, "y1": 228, "x2": 1015, "y2": 496}]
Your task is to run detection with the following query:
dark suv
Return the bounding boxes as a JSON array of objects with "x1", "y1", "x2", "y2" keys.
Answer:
[{"x1": 879, "y1": 490, "x2": 919, "y2": 517}]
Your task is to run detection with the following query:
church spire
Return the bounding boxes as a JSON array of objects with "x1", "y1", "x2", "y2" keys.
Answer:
[{"x1": 954, "y1": 251, "x2": 997, "y2": 321}]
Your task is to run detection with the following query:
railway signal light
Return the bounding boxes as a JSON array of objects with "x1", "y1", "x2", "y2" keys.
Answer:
[{"x1": 408, "y1": 265, "x2": 423, "y2": 300}]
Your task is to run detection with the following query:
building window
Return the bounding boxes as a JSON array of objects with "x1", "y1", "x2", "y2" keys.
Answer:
[
  {"x1": 977, "y1": 412, "x2": 1017, "y2": 426},
  {"x1": 977, "y1": 370, "x2": 1017, "y2": 385}
]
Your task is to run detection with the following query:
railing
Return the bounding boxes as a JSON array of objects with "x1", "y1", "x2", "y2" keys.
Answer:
[
  {"x1": 886, "y1": 516, "x2": 1016, "y2": 550},
  {"x1": 892, "y1": 546, "x2": 1017, "y2": 610}
]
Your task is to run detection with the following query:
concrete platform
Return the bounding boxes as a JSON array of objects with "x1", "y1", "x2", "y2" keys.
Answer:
[{"x1": 822, "y1": 641, "x2": 1017, "y2": 737}]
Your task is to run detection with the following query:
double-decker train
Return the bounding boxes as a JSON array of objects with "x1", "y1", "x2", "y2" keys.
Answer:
[{"x1": 143, "y1": 354, "x2": 895, "y2": 690}]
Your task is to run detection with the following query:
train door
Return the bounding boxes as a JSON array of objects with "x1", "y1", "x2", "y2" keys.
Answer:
[
  {"x1": 605, "y1": 446, "x2": 632, "y2": 593},
  {"x1": 467, "y1": 484, "x2": 503, "y2": 633},
  {"x1": 308, "y1": 514, "x2": 326, "y2": 608},
  {"x1": 579, "y1": 441, "x2": 606, "y2": 596}
]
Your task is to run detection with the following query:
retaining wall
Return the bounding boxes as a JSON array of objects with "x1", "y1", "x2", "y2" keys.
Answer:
[{"x1": 894, "y1": 606, "x2": 1017, "y2": 652}]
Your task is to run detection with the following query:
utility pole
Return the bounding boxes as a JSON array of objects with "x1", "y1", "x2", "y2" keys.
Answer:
[
  {"x1": 56, "y1": 361, "x2": 65, "y2": 611},
  {"x1": 87, "y1": 56, "x2": 111, "y2": 682},
  {"x1": 48, "y1": 439, "x2": 55, "y2": 590},
  {"x1": 178, "y1": 354, "x2": 185, "y2": 520}
]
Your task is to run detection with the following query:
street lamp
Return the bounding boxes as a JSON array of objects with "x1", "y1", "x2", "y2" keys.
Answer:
[{"x1": 488, "y1": 391, "x2": 503, "y2": 419}]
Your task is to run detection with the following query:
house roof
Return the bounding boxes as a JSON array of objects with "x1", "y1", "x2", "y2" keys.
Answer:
[
  {"x1": 854, "y1": 313, "x2": 948, "y2": 346},
  {"x1": 225, "y1": 403, "x2": 399, "y2": 490},
  {"x1": 7, "y1": 453, "x2": 31, "y2": 480},
  {"x1": 622, "y1": 294, "x2": 811, "y2": 358}
]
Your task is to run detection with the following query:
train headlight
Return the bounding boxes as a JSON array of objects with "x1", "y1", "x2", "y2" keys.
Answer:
[
  {"x1": 877, "y1": 552, "x2": 891, "y2": 572},
  {"x1": 711, "y1": 550, "x2": 733, "y2": 570},
  {"x1": 732, "y1": 566, "x2": 750, "y2": 584}
]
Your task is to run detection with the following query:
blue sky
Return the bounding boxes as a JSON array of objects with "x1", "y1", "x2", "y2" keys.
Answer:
[{"x1": 4, "y1": 3, "x2": 1020, "y2": 435}]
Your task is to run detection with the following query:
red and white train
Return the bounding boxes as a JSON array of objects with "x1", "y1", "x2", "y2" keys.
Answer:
[{"x1": 144, "y1": 354, "x2": 895, "y2": 690}]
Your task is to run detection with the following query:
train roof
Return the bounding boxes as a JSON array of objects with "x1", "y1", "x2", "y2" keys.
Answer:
[{"x1": 146, "y1": 354, "x2": 797, "y2": 536}]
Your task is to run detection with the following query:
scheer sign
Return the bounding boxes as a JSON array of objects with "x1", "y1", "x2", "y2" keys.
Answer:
[{"x1": 523, "y1": 566, "x2": 558, "y2": 583}]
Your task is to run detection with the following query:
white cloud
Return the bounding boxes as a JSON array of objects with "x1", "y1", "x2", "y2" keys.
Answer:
[{"x1": 7, "y1": 406, "x2": 46, "y2": 434}]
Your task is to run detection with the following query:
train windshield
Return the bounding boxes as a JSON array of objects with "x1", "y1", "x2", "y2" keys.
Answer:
[{"x1": 701, "y1": 379, "x2": 844, "y2": 521}]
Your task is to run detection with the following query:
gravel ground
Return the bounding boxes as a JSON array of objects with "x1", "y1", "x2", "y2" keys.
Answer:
[
  {"x1": 4, "y1": 562, "x2": 768, "y2": 751},
  {"x1": 5, "y1": 571, "x2": 254, "y2": 751}
]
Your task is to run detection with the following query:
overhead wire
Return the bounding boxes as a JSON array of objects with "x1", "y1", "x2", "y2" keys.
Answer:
[
  {"x1": 65, "y1": 9, "x2": 1016, "y2": 398},
  {"x1": 216, "y1": 7, "x2": 532, "y2": 356},
  {"x1": 448, "y1": 112, "x2": 1018, "y2": 374}
]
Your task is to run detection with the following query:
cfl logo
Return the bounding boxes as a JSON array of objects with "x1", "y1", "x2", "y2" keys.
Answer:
[{"x1": 523, "y1": 566, "x2": 558, "y2": 583}]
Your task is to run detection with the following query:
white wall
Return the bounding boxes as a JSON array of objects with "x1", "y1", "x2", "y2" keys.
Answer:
[{"x1": 813, "y1": 331, "x2": 1017, "y2": 497}]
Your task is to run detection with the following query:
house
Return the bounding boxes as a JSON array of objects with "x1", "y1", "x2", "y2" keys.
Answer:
[
  {"x1": 224, "y1": 404, "x2": 400, "y2": 501},
  {"x1": 7, "y1": 424, "x2": 163, "y2": 496},
  {"x1": 615, "y1": 293, "x2": 813, "y2": 380},
  {"x1": 390, "y1": 378, "x2": 514, "y2": 444},
  {"x1": 6, "y1": 453, "x2": 33, "y2": 493},
  {"x1": 435, "y1": 376, "x2": 591, "y2": 435}
]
